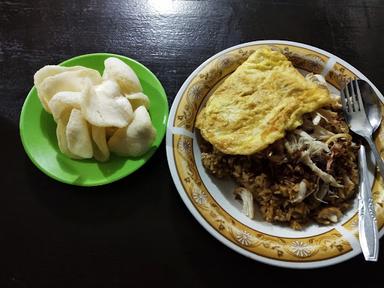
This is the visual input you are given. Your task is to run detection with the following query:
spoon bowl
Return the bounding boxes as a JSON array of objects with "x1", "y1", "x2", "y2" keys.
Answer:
[
  {"x1": 359, "y1": 79, "x2": 382, "y2": 187},
  {"x1": 359, "y1": 79, "x2": 382, "y2": 132}
]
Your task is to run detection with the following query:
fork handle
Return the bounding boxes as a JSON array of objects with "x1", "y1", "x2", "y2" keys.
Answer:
[{"x1": 363, "y1": 135, "x2": 384, "y2": 180}]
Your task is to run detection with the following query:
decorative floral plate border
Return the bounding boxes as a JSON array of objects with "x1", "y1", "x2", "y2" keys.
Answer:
[{"x1": 166, "y1": 40, "x2": 384, "y2": 268}]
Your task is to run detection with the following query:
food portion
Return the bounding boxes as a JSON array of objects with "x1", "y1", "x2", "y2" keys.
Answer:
[
  {"x1": 197, "y1": 48, "x2": 359, "y2": 230},
  {"x1": 108, "y1": 106, "x2": 156, "y2": 157},
  {"x1": 196, "y1": 48, "x2": 333, "y2": 155},
  {"x1": 34, "y1": 57, "x2": 156, "y2": 162}
]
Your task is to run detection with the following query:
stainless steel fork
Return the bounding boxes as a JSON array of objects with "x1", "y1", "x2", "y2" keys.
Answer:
[{"x1": 341, "y1": 80, "x2": 379, "y2": 261}]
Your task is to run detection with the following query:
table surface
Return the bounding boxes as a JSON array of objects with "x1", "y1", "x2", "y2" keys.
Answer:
[{"x1": 1, "y1": 0, "x2": 384, "y2": 287}]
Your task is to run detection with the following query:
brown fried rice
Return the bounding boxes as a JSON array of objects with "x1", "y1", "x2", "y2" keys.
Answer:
[{"x1": 199, "y1": 94, "x2": 359, "y2": 230}]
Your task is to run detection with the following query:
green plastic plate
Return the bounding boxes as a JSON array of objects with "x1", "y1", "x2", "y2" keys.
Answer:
[{"x1": 20, "y1": 53, "x2": 169, "y2": 186}]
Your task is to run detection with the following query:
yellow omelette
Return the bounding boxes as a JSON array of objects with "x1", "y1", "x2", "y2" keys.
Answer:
[{"x1": 196, "y1": 47, "x2": 332, "y2": 155}]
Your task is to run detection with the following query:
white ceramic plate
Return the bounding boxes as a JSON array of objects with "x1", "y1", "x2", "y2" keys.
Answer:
[{"x1": 166, "y1": 40, "x2": 384, "y2": 268}]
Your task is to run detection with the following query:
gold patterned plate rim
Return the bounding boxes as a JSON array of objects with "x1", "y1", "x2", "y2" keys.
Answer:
[{"x1": 166, "y1": 40, "x2": 384, "y2": 268}]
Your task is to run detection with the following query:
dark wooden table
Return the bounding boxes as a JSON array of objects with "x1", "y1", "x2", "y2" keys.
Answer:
[{"x1": 1, "y1": 0, "x2": 384, "y2": 287}]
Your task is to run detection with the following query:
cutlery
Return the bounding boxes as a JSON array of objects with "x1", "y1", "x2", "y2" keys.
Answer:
[
  {"x1": 342, "y1": 80, "x2": 384, "y2": 179},
  {"x1": 341, "y1": 79, "x2": 379, "y2": 261},
  {"x1": 358, "y1": 145, "x2": 379, "y2": 261},
  {"x1": 361, "y1": 79, "x2": 381, "y2": 189}
]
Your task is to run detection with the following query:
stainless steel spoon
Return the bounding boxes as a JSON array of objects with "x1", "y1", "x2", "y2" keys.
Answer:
[
  {"x1": 359, "y1": 79, "x2": 382, "y2": 137},
  {"x1": 359, "y1": 79, "x2": 380, "y2": 188}
]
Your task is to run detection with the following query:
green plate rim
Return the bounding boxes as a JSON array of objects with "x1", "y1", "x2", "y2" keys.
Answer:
[{"x1": 19, "y1": 52, "x2": 169, "y2": 186}]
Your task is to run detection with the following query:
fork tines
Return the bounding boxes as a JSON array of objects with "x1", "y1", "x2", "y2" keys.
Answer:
[{"x1": 341, "y1": 79, "x2": 365, "y2": 114}]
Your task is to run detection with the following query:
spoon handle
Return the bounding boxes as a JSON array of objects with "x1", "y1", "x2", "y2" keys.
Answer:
[{"x1": 364, "y1": 135, "x2": 384, "y2": 180}]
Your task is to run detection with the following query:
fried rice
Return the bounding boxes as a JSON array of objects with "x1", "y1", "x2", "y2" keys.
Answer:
[{"x1": 198, "y1": 74, "x2": 359, "y2": 230}]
